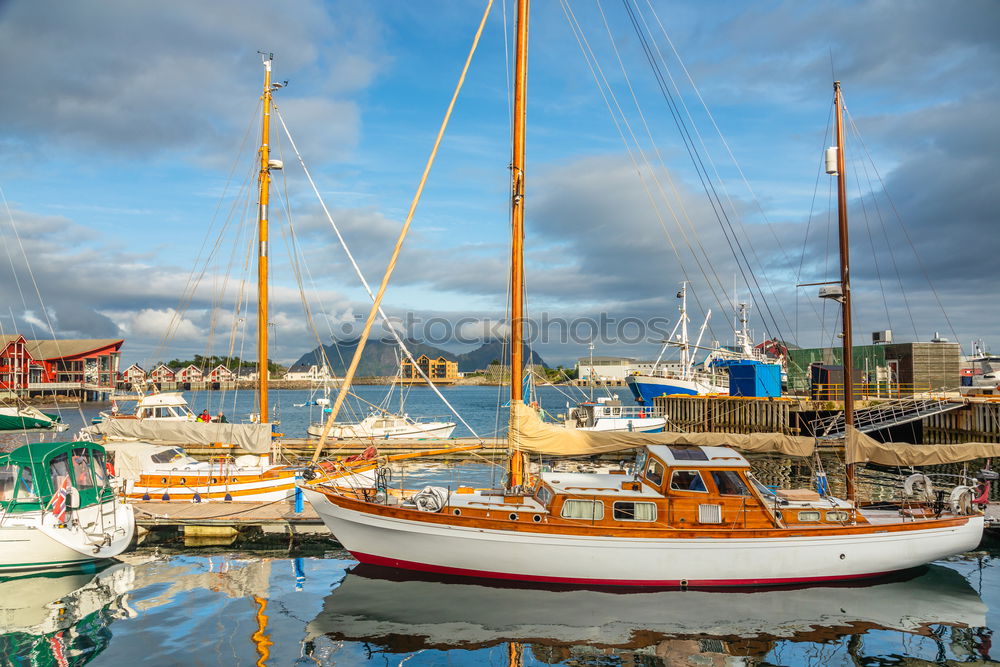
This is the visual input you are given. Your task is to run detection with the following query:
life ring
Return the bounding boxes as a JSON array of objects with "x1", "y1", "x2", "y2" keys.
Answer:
[
  {"x1": 903, "y1": 473, "x2": 934, "y2": 502},
  {"x1": 949, "y1": 485, "x2": 975, "y2": 515}
]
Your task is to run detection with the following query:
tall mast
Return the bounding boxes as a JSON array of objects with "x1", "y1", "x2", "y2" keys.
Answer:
[
  {"x1": 257, "y1": 54, "x2": 274, "y2": 422},
  {"x1": 833, "y1": 81, "x2": 856, "y2": 500},
  {"x1": 507, "y1": 0, "x2": 530, "y2": 489}
]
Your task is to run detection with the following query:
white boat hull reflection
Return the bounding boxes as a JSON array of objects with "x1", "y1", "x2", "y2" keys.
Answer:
[{"x1": 307, "y1": 563, "x2": 987, "y2": 651}]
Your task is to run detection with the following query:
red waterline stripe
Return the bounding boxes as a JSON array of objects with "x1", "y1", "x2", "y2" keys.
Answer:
[{"x1": 350, "y1": 551, "x2": 894, "y2": 587}]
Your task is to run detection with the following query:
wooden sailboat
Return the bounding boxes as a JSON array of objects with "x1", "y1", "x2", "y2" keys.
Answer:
[
  {"x1": 301, "y1": 4, "x2": 991, "y2": 586},
  {"x1": 85, "y1": 55, "x2": 379, "y2": 502}
]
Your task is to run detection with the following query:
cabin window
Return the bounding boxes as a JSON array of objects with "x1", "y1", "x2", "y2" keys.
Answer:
[
  {"x1": 710, "y1": 470, "x2": 750, "y2": 496},
  {"x1": 49, "y1": 453, "x2": 71, "y2": 494},
  {"x1": 560, "y1": 499, "x2": 604, "y2": 521},
  {"x1": 71, "y1": 448, "x2": 96, "y2": 489},
  {"x1": 645, "y1": 459, "x2": 665, "y2": 485},
  {"x1": 535, "y1": 485, "x2": 553, "y2": 507},
  {"x1": 169, "y1": 407, "x2": 188, "y2": 418},
  {"x1": 613, "y1": 501, "x2": 657, "y2": 521},
  {"x1": 670, "y1": 470, "x2": 707, "y2": 493},
  {"x1": 92, "y1": 451, "x2": 109, "y2": 486},
  {"x1": 797, "y1": 511, "x2": 821, "y2": 522},
  {"x1": 0, "y1": 465, "x2": 15, "y2": 501},
  {"x1": 826, "y1": 511, "x2": 850, "y2": 522},
  {"x1": 16, "y1": 467, "x2": 35, "y2": 499},
  {"x1": 150, "y1": 448, "x2": 185, "y2": 464}
]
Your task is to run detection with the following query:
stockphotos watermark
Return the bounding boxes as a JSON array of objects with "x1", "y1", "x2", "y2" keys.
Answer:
[{"x1": 332, "y1": 313, "x2": 674, "y2": 346}]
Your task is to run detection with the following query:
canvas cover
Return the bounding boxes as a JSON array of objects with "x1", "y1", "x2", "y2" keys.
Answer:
[
  {"x1": 85, "y1": 420, "x2": 271, "y2": 454},
  {"x1": 101, "y1": 442, "x2": 171, "y2": 481},
  {"x1": 846, "y1": 427, "x2": 1000, "y2": 466},
  {"x1": 510, "y1": 401, "x2": 817, "y2": 457}
]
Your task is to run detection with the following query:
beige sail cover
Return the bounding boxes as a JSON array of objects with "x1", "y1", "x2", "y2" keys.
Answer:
[
  {"x1": 84, "y1": 420, "x2": 272, "y2": 454},
  {"x1": 510, "y1": 401, "x2": 816, "y2": 457},
  {"x1": 846, "y1": 427, "x2": 1000, "y2": 466}
]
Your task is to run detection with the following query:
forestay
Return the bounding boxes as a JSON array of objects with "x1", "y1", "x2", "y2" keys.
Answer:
[
  {"x1": 510, "y1": 401, "x2": 816, "y2": 457},
  {"x1": 85, "y1": 420, "x2": 272, "y2": 454}
]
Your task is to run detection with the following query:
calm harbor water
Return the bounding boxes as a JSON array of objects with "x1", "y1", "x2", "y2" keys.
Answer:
[
  {"x1": 6, "y1": 386, "x2": 998, "y2": 665},
  {"x1": 2, "y1": 543, "x2": 998, "y2": 666}
]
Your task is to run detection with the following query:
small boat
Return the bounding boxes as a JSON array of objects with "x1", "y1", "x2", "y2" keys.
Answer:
[
  {"x1": 307, "y1": 412, "x2": 456, "y2": 440},
  {"x1": 0, "y1": 441, "x2": 135, "y2": 572},
  {"x1": 564, "y1": 398, "x2": 666, "y2": 433},
  {"x1": 0, "y1": 405, "x2": 68, "y2": 432},
  {"x1": 91, "y1": 391, "x2": 197, "y2": 425}
]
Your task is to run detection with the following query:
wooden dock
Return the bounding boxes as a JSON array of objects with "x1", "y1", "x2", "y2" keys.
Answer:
[{"x1": 184, "y1": 437, "x2": 507, "y2": 459}]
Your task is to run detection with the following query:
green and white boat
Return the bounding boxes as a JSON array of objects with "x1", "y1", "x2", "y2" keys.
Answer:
[
  {"x1": 0, "y1": 441, "x2": 135, "y2": 571},
  {"x1": 0, "y1": 406, "x2": 67, "y2": 432}
]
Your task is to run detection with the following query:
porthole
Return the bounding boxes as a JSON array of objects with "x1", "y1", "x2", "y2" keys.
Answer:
[
  {"x1": 774, "y1": 510, "x2": 783, "y2": 521},
  {"x1": 797, "y1": 511, "x2": 821, "y2": 522},
  {"x1": 179, "y1": 478, "x2": 186, "y2": 485},
  {"x1": 508, "y1": 513, "x2": 518, "y2": 521},
  {"x1": 453, "y1": 508, "x2": 461, "y2": 516},
  {"x1": 532, "y1": 514, "x2": 542, "y2": 523},
  {"x1": 232, "y1": 478, "x2": 238, "y2": 483},
  {"x1": 210, "y1": 478, "x2": 218, "y2": 484},
  {"x1": 160, "y1": 477, "x2": 167, "y2": 484}
]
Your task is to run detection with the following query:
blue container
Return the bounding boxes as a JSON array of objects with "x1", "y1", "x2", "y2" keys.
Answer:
[{"x1": 728, "y1": 360, "x2": 782, "y2": 398}]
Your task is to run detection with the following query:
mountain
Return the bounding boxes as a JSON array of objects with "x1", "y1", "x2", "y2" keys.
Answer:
[{"x1": 292, "y1": 338, "x2": 547, "y2": 376}]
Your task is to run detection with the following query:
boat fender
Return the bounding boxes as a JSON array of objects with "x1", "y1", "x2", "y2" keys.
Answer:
[
  {"x1": 141, "y1": 492, "x2": 151, "y2": 501},
  {"x1": 412, "y1": 486, "x2": 449, "y2": 512},
  {"x1": 161, "y1": 492, "x2": 170, "y2": 501},
  {"x1": 224, "y1": 493, "x2": 233, "y2": 502},
  {"x1": 949, "y1": 485, "x2": 975, "y2": 515},
  {"x1": 192, "y1": 493, "x2": 202, "y2": 503},
  {"x1": 904, "y1": 474, "x2": 935, "y2": 502}
]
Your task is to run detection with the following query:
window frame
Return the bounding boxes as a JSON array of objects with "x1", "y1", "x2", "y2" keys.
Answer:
[
  {"x1": 612, "y1": 500, "x2": 657, "y2": 522},
  {"x1": 710, "y1": 470, "x2": 751, "y2": 496},
  {"x1": 669, "y1": 469, "x2": 709, "y2": 493},
  {"x1": 560, "y1": 499, "x2": 605, "y2": 521}
]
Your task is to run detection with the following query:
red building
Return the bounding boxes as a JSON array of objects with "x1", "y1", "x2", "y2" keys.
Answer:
[
  {"x1": 25, "y1": 339, "x2": 123, "y2": 387},
  {"x1": 0, "y1": 335, "x2": 30, "y2": 391}
]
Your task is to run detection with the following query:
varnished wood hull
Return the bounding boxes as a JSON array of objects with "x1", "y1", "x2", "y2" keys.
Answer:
[{"x1": 303, "y1": 488, "x2": 983, "y2": 587}]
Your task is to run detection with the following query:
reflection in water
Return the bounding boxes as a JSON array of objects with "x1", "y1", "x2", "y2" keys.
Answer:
[
  {"x1": 307, "y1": 562, "x2": 991, "y2": 665},
  {"x1": 0, "y1": 550, "x2": 994, "y2": 666}
]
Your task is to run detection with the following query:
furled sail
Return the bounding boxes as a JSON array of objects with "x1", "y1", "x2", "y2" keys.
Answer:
[
  {"x1": 846, "y1": 427, "x2": 1000, "y2": 466},
  {"x1": 510, "y1": 401, "x2": 816, "y2": 457},
  {"x1": 84, "y1": 420, "x2": 272, "y2": 454}
]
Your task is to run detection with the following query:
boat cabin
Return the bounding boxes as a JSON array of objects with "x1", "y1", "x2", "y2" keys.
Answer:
[
  {"x1": 397, "y1": 444, "x2": 862, "y2": 532},
  {"x1": 132, "y1": 392, "x2": 196, "y2": 421},
  {"x1": 0, "y1": 441, "x2": 113, "y2": 513}
]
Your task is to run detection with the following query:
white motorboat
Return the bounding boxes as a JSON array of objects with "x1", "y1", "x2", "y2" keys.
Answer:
[
  {"x1": 564, "y1": 397, "x2": 666, "y2": 433},
  {"x1": 307, "y1": 412, "x2": 456, "y2": 440}
]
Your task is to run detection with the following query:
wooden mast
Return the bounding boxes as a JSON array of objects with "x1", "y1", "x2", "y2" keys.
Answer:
[
  {"x1": 256, "y1": 54, "x2": 274, "y2": 423},
  {"x1": 833, "y1": 80, "x2": 856, "y2": 501},
  {"x1": 507, "y1": 0, "x2": 530, "y2": 489}
]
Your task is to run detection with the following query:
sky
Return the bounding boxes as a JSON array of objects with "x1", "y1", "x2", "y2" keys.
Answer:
[{"x1": 0, "y1": 0, "x2": 997, "y2": 368}]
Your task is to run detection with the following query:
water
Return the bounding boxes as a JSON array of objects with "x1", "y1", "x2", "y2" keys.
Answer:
[
  {"x1": 41, "y1": 384, "x2": 610, "y2": 441},
  {"x1": 2, "y1": 543, "x2": 998, "y2": 666},
  {"x1": 7, "y1": 386, "x2": 1000, "y2": 665}
]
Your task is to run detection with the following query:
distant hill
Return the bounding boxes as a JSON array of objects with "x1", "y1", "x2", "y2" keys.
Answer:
[{"x1": 292, "y1": 338, "x2": 547, "y2": 376}]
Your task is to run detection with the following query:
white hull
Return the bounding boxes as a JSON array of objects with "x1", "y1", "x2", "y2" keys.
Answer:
[
  {"x1": 578, "y1": 417, "x2": 667, "y2": 433},
  {"x1": 0, "y1": 500, "x2": 135, "y2": 572},
  {"x1": 305, "y1": 489, "x2": 983, "y2": 586},
  {"x1": 307, "y1": 421, "x2": 456, "y2": 440}
]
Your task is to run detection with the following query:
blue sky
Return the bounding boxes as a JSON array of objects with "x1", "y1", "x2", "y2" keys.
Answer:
[{"x1": 0, "y1": 0, "x2": 997, "y2": 367}]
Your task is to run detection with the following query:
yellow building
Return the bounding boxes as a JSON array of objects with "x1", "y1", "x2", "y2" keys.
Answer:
[{"x1": 402, "y1": 355, "x2": 458, "y2": 384}]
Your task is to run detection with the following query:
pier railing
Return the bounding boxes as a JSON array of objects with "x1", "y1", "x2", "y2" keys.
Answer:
[{"x1": 808, "y1": 382, "x2": 933, "y2": 401}]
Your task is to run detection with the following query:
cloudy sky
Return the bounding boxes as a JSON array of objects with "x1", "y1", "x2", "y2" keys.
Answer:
[{"x1": 0, "y1": 0, "x2": 996, "y2": 367}]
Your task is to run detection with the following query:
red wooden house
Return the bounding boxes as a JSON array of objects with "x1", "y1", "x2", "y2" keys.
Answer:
[
  {"x1": 121, "y1": 363, "x2": 147, "y2": 384},
  {"x1": 174, "y1": 364, "x2": 204, "y2": 382},
  {"x1": 24, "y1": 339, "x2": 123, "y2": 387},
  {"x1": 208, "y1": 364, "x2": 236, "y2": 382},
  {"x1": 0, "y1": 335, "x2": 30, "y2": 391},
  {"x1": 150, "y1": 364, "x2": 176, "y2": 383}
]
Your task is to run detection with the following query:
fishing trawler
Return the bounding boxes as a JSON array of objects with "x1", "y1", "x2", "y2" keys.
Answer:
[
  {"x1": 0, "y1": 441, "x2": 135, "y2": 571},
  {"x1": 301, "y1": 3, "x2": 993, "y2": 587}
]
